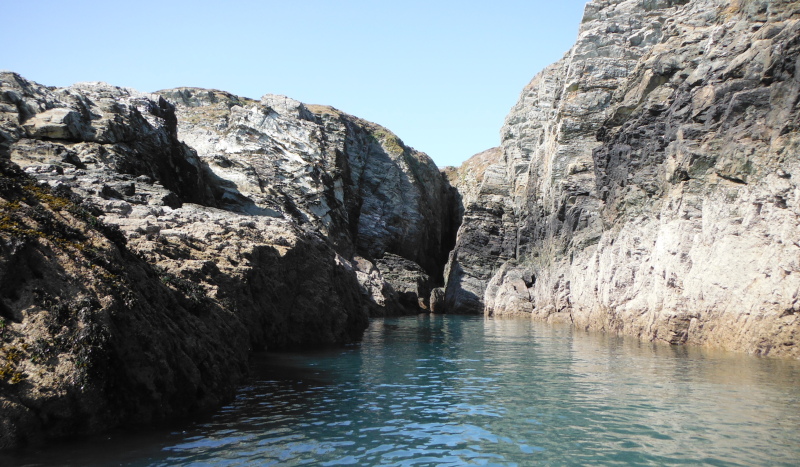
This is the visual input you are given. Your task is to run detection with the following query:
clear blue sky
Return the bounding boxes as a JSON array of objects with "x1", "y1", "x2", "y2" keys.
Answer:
[{"x1": 2, "y1": 1, "x2": 588, "y2": 167}]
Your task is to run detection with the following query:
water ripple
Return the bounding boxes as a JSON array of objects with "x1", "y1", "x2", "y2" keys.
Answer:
[{"x1": 4, "y1": 316, "x2": 800, "y2": 466}]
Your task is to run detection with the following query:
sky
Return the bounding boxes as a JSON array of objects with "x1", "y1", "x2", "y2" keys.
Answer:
[{"x1": 2, "y1": 0, "x2": 588, "y2": 167}]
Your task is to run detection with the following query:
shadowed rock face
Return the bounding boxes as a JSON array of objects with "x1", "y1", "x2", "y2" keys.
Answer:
[
  {"x1": 441, "y1": 147, "x2": 515, "y2": 314},
  {"x1": 444, "y1": 0, "x2": 800, "y2": 358},
  {"x1": 0, "y1": 72, "x2": 457, "y2": 448}
]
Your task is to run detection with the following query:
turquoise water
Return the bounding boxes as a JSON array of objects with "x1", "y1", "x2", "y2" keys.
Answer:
[{"x1": 6, "y1": 315, "x2": 800, "y2": 466}]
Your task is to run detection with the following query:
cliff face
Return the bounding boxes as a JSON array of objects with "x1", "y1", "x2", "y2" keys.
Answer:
[
  {"x1": 444, "y1": 0, "x2": 800, "y2": 358},
  {"x1": 159, "y1": 89, "x2": 454, "y2": 297},
  {"x1": 440, "y1": 147, "x2": 517, "y2": 313},
  {"x1": 0, "y1": 159, "x2": 251, "y2": 448},
  {"x1": 0, "y1": 72, "x2": 454, "y2": 447}
]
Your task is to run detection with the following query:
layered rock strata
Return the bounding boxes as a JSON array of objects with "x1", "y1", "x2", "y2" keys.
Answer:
[
  {"x1": 444, "y1": 0, "x2": 800, "y2": 358},
  {"x1": 441, "y1": 147, "x2": 518, "y2": 313}
]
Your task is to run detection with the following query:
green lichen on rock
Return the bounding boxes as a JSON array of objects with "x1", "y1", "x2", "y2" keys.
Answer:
[{"x1": 370, "y1": 128, "x2": 405, "y2": 155}]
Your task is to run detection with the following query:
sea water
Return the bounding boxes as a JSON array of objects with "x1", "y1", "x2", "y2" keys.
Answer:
[{"x1": 5, "y1": 315, "x2": 800, "y2": 466}]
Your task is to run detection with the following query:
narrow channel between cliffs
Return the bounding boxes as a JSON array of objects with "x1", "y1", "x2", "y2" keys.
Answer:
[{"x1": 1, "y1": 0, "x2": 799, "y2": 452}]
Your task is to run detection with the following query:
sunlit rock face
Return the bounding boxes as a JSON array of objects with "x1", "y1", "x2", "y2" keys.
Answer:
[
  {"x1": 0, "y1": 72, "x2": 371, "y2": 341},
  {"x1": 0, "y1": 71, "x2": 459, "y2": 448},
  {"x1": 159, "y1": 88, "x2": 455, "y2": 285},
  {"x1": 444, "y1": 0, "x2": 800, "y2": 358}
]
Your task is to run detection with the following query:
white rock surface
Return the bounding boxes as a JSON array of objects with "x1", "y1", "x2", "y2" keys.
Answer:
[{"x1": 445, "y1": 0, "x2": 800, "y2": 358}]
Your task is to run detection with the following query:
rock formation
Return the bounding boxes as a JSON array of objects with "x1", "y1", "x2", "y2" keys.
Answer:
[
  {"x1": 3, "y1": 0, "x2": 800, "y2": 451},
  {"x1": 0, "y1": 159, "x2": 249, "y2": 448},
  {"x1": 441, "y1": 147, "x2": 518, "y2": 314},
  {"x1": 0, "y1": 72, "x2": 455, "y2": 447},
  {"x1": 158, "y1": 88, "x2": 454, "y2": 285},
  {"x1": 443, "y1": 0, "x2": 800, "y2": 358}
]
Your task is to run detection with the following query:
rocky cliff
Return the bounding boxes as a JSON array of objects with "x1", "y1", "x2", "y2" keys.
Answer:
[
  {"x1": 444, "y1": 0, "x2": 800, "y2": 358},
  {"x1": 0, "y1": 158, "x2": 252, "y2": 448},
  {"x1": 158, "y1": 88, "x2": 455, "y2": 310},
  {"x1": 4, "y1": 0, "x2": 800, "y2": 450},
  {"x1": 0, "y1": 72, "x2": 455, "y2": 447}
]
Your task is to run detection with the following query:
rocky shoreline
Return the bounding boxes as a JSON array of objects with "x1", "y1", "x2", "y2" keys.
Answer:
[
  {"x1": 1, "y1": 0, "x2": 799, "y2": 451},
  {"x1": 441, "y1": 0, "x2": 800, "y2": 358},
  {"x1": 0, "y1": 73, "x2": 457, "y2": 447}
]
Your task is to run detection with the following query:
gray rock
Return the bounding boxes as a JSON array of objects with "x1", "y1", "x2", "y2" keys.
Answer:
[
  {"x1": 445, "y1": 0, "x2": 800, "y2": 358},
  {"x1": 1, "y1": 73, "x2": 445, "y2": 448},
  {"x1": 350, "y1": 256, "x2": 403, "y2": 316},
  {"x1": 0, "y1": 163, "x2": 369, "y2": 448},
  {"x1": 1, "y1": 73, "x2": 219, "y2": 210},
  {"x1": 441, "y1": 147, "x2": 516, "y2": 314},
  {"x1": 0, "y1": 68, "x2": 465, "y2": 449},
  {"x1": 159, "y1": 88, "x2": 456, "y2": 281},
  {"x1": 429, "y1": 287, "x2": 446, "y2": 314},
  {"x1": 375, "y1": 253, "x2": 433, "y2": 312}
]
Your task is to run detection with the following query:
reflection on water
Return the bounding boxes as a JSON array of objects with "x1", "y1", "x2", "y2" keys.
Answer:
[{"x1": 4, "y1": 315, "x2": 800, "y2": 466}]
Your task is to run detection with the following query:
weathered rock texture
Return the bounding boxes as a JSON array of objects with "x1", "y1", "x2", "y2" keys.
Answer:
[
  {"x1": 0, "y1": 71, "x2": 454, "y2": 447},
  {"x1": 444, "y1": 0, "x2": 800, "y2": 358},
  {"x1": 158, "y1": 88, "x2": 455, "y2": 285},
  {"x1": 0, "y1": 160, "x2": 250, "y2": 449},
  {"x1": 0, "y1": 72, "x2": 370, "y2": 344},
  {"x1": 442, "y1": 147, "x2": 518, "y2": 314}
]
